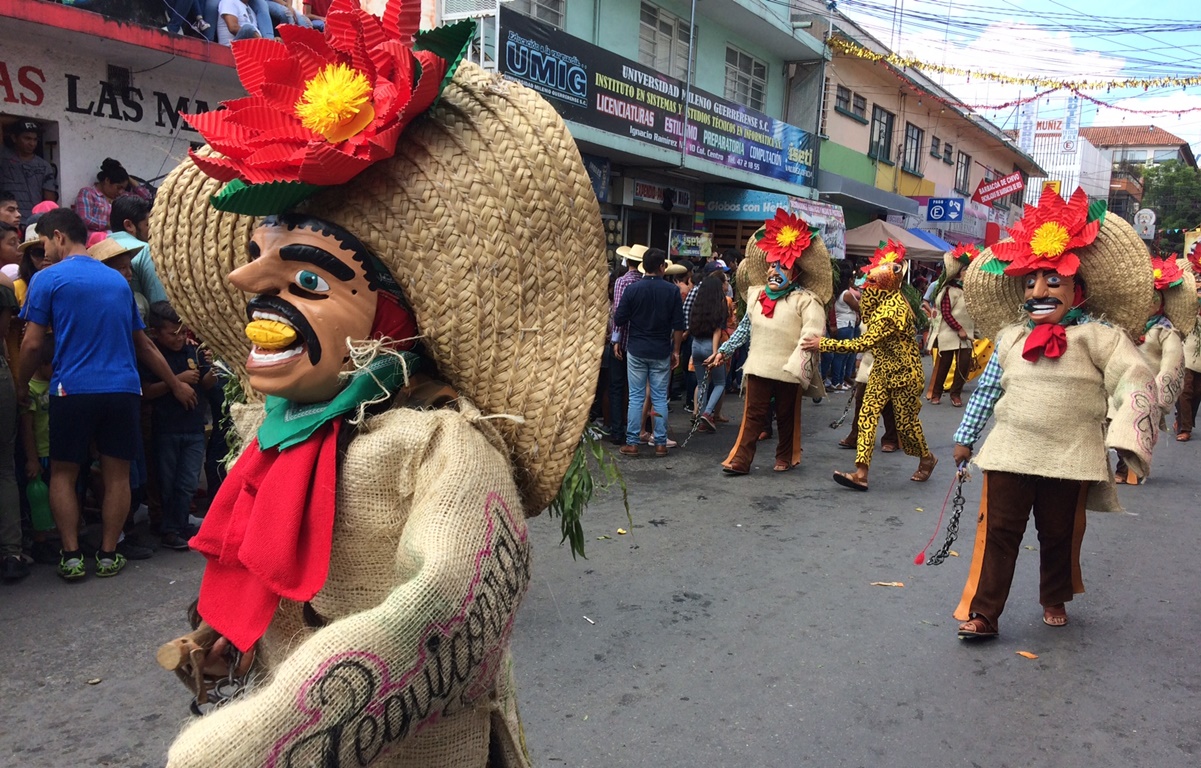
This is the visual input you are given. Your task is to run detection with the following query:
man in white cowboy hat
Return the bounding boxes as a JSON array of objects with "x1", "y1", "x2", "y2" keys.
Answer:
[
  {"x1": 928, "y1": 244, "x2": 981, "y2": 407},
  {"x1": 149, "y1": 2, "x2": 606, "y2": 763},
  {"x1": 608, "y1": 242, "x2": 647, "y2": 444},
  {"x1": 950, "y1": 187, "x2": 1157, "y2": 642}
]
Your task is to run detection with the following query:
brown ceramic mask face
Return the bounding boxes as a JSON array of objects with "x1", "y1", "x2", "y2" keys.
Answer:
[
  {"x1": 229, "y1": 220, "x2": 378, "y2": 403},
  {"x1": 863, "y1": 262, "x2": 903, "y2": 292},
  {"x1": 1022, "y1": 269, "x2": 1075, "y2": 325}
]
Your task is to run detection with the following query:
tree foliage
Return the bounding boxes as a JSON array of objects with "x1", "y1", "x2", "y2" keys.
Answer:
[{"x1": 1142, "y1": 160, "x2": 1201, "y2": 253}]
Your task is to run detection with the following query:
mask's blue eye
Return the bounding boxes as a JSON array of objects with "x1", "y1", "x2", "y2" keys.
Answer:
[{"x1": 295, "y1": 270, "x2": 329, "y2": 293}]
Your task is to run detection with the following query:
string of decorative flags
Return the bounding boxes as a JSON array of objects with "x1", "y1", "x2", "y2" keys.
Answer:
[{"x1": 831, "y1": 36, "x2": 1201, "y2": 94}]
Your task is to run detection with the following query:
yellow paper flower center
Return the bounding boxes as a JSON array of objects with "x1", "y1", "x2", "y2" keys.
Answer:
[
  {"x1": 295, "y1": 63, "x2": 376, "y2": 142},
  {"x1": 882, "y1": 251, "x2": 899, "y2": 262},
  {"x1": 1153, "y1": 267, "x2": 1164, "y2": 280},
  {"x1": 1030, "y1": 221, "x2": 1070, "y2": 258},
  {"x1": 775, "y1": 225, "x2": 800, "y2": 249}
]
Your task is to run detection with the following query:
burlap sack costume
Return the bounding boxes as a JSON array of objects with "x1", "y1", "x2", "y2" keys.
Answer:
[
  {"x1": 149, "y1": 12, "x2": 606, "y2": 762},
  {"x1": 960, "y1": 204, "x2": 1157, "y2": 512}
]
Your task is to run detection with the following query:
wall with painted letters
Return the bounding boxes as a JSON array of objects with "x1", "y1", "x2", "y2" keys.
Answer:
[{"x1": 1, "y1": 38, "x2": 240, "y2": 213}]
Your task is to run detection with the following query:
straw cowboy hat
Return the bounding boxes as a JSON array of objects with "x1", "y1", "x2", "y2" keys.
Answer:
[
  {"x1": 87, "y1": 237, "x2": 141, "y2": 264},
  {"x1": 741, "y1": 220, "x2": 834, "y2": 305},
  {"x1": 149, "y1": 62, "x2": 607, "y2": 515},
  {"x1": 1161, "y1": 258, "x2": 1198, "y2": 335},
  {"x1": 616, "y1": 243, "x2": 648, "y2": 263},
  {"x1": 964, "y1": 198, "x2": 1155, "y2": 339}
]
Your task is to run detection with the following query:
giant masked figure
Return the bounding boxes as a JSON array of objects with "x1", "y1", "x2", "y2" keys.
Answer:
[
  {"x1": 149, "y1": 2, "x2": 607, "y2": 764},
  {"x1": 950, "y1": 187, "x2": 1157, "y2": 641}
]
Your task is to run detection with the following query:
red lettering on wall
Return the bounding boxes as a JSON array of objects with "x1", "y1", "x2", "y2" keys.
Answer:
[{"x1": 0, "y1": 62, "x2": 47, "y2": 106}]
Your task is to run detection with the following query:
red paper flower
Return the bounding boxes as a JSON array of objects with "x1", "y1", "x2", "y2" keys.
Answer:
[
  {"x1": 758, "y1": 208, "x2": 817, "y2": 270},
  {"x1": 992, "y1": 187, "x2": 1100, "y2": 277},
  {"x1": 1151, "y1": 255, "x2": 1184, "y2": 290},
  {"x1": 184, "y1": 0, "x2": 449, "y2": 189},
  {"x1": 951, "y1": 242, "x2": 981, "y2": 264},
  {"x1": 861, "y1": 239, "x2": 907, "y2": 273},
  {"x1": 1188, "y1": 242, "x2": 1201, "y2": 275}
]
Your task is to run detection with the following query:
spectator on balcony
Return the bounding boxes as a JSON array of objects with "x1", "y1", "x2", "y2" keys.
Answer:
[
  {"x1": 265, "y1": 0, "x2": 322, "y2": 32},
  {"x1": 165, "y1": 0, "x2": 212, "y2": 35},
  {"x1": 217, "y1": 0, "x2": 264, "y2": 44},
  {"x1": 1, "y1": 122, "x2": 58, "y2": 224},
  {"x1": 73, "y1": 158, "x2": 152, "y2": 236}
]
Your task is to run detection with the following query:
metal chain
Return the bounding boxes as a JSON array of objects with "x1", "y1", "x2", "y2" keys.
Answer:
[
  {"x1": 189, "y1": 649, "x2": 250, "y2": 716},
  {"x1": 925, "y1": 467, "x2": 967, "y2": 566},
  {"x1": 679, "y1": 369, "x2": 711, "y2": 449},
  {"x1": 828, "y1": 388, "x2": 856, "y2": 429}
]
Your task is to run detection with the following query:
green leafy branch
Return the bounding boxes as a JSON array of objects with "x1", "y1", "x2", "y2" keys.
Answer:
[{"x1": 546, "y1": 425, "x2": 631, "y2": 559}]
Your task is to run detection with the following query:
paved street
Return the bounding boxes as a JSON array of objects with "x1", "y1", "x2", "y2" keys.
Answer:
[{"x1": 2, "y1": 376, "x2": 1200, "y2": 767}]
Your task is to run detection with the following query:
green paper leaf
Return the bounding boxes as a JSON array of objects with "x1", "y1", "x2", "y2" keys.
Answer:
[
  {"x1": 414, "y1": 19, "x2": 477, "y2": 105},
  {"x1": 979, "y1": 256, "x2": 1009, "y2": 276},
  {"x1": 1087, "y1": 199, "x2": 1108, "y2": 225},
  {"x1": 210, "y1": 179, "x2": 320, "y2": 216}
]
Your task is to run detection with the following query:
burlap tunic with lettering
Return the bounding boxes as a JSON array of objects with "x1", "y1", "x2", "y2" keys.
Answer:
[
  {"x1": 740, "y1": 284, "x2": 826, "y2": 395},
  {"x1": 167, "y1": 400, "x2": 532, "y2": 768},
  {"x1": 1140, "y1": 324, "x2": 1185, "y2": 422},
  {"x1": 934, "y1": 284, "x2": 976, "y2": 351},
  {"x1": 974, "y1": 321, "x2": 1158, "y2": 511}
]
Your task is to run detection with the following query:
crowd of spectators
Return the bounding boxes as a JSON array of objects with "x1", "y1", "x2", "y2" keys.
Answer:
[
  {"x1": 53, "y1": 0, "x2": 329, "y2": 46},
  {"x1": 0, "y1": 154, "x2": 230, "y2": 584}
]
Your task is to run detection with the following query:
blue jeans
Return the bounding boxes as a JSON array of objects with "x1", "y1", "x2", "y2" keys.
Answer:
[
  {"x1": 831, "y1": 325, "x2": 859, "y2": 385},
  {"x1": 626, "y1": 354, "x2": 671, "y2": 446},
  {"x1": 266, "y1": 0, "x2": 316, "y2": 29},
  {"x1": 166, "y1": 0, "x2": 204, "y2": 33},
  {"x1": 690, "y1": 337, "x2": 727, "y2": 417},
  {"x1": 155, "y1": 431, "x2": 206, "y2": 535},
  {"x1": 204, "y1": 0, "x2": 275, "y2": 40}
]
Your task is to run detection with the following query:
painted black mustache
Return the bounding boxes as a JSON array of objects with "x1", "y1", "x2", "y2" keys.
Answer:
[
  {"x1": 1023, "y1": 297, "x2": 1063, "y2": 312},
  {"x1": 245, "y1": 295, "x2": 322, "y2": 365}
]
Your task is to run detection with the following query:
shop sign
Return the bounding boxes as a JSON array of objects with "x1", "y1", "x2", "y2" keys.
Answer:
[
  {"x1": 668, "y1": 229, "x2": 712, "y2": 260},
  {"x1": 498, "y1": 8, "x2": 815, "y2": 188},
  {"x1": 788, "y1": 197, "x2": 846, "y2": 261},
  {"x1": 632, "y1": 179, "x2": 691, "y2": 209},
  {"x1": 702, "y1": 187, "x2": 790, "y2": 220},
  {"x1": 580, "y1": 152, "x2": 610, "y2": 203}
]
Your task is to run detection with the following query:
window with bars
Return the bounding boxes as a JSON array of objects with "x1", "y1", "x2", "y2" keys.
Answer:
[
  {"x1": 903, "y1": 123, "x2": 924, "y2": 174},
  {"x1": 852, "y1": 94, "x2": 866, "y2": 119},
  {"x1": 943, "y1": 141, "x2": 953, "y2": 164},
  {"x1": 724, "y1": 47, "x2": 767, "y2": 111},
  {"x1": 639, "y1": 3, "x2": 691, "y2": 80},
  {"x1": 930, "y1": 135, "x2": 941, "y2": 158},
  {"x1": 955, "y1": 151, "x2": 973, "y2": 194},
  {"x1": 1009, "y1": 168, "x2": 1028, "y2": 207},
  {"x1": 510, "y1": 0, "x2": 565, "y2": 29},
  {"x1": 869, "y1": 106, "x2": 895, "y2": 163}
]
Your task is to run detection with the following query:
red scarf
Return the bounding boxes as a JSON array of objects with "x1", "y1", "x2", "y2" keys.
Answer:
[
  {"x1": 190, "y1": 422, "x2": 341, "y2": 652},
  {"x1": 190, "y1": 293, "x2": 417, "y2": 652},
  {"x1": 1021, "y1": 323, "x2": 1068, "y2": 362}
]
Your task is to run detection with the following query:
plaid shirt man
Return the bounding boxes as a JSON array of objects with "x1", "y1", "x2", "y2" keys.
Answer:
[{"x1": 610, "y1": 268, "x2": 641, "y2": 349}]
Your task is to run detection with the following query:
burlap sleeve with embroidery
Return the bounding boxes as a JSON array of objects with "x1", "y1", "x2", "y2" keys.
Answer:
[
  {"x1": 167, "y1": 408, "x2": 532, "y2": 768},
  {"x1": 1104, "y1": 330, "x2": 1159, "y2": 480},
  {"x1": 1144, "y1": 325, "x2": 1185, "y2": 414},
  {"x1": 783, "y1": 291, "x2": 829, "y2": 393}
]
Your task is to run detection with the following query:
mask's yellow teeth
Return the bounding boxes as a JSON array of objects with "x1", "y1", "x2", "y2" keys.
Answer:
[{"x1": 245, "y1": 320, "x2": 298, "y2": 350}]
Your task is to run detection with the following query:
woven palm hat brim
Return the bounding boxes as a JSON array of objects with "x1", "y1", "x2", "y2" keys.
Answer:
[
  {"x1": 942, "y1": 251, "x2": 966, "y2": 280},
  {"x1": 735, "y1": 258, "x2": 752, "y2": 303},
  {"x1": 149, "y1": 62, "x2": 607, "y2": 515},
  {"x1": 741, "y1": 231, "x2": 834, "y2": 305},
  {"x1": 1162, "y1": 260, "x2": 1198, "y2": 335},
  {"x1": 963, "y1": 213, "x2": 1155, "y2": 339}
]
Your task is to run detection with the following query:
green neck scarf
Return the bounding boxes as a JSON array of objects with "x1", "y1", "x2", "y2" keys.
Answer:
[
  {"x1": 762, "y1": 280, "x2": 801, "y2": 302},
  {"x1": 257, "y1": 351, "x2": 420, "y2": 451}
]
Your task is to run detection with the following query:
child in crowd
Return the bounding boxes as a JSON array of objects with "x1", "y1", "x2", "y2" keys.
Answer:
[
  {"x1": 21, "y1": 334, "x2": 55, "y2": 563},
  {"x1": 141, "y1": 305, "x2": 215, "y2": 550}
]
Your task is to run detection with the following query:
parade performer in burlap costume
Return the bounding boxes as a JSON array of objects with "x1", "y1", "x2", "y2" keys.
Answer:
[
  {"x1": 951, "y1": 187, "x2": 1157, "y2": 641},
  {"x1": 148, "y1": 2, "x2": 606, "y2": 764},
  {"x1": 928, "y1": 243, "x2": 980, "y2": 406},
  {"x1": 712, "y1": 209, "x2": 831, "y2": 474},
  {"x1": 1174, "y1": 246, "x2": 1201, "y2": 441},
  {"x1": 1114, "y1": 255, "x2": 1194, "y2": 484},
  {"x1": 803, "y1": 239, "x2": 937, "y2": 490}
]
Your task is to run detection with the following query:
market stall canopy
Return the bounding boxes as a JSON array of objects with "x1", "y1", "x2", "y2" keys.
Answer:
[
  {"x1": 907, "y1": 227, "x2": 954, "y2": 253},
  {"x1": 843, "y1": 220, "x2": 947, "y2": 261}
]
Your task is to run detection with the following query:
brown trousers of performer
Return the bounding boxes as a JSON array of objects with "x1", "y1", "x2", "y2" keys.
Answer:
[
  {"x1": 954, "y1": 471, "x2": 1087, "y2": 624},
  {"x1": 1176, "y1": 370, "x2": 1201, "y2": 434},
  {"x1": 931, "y1": 347, "x2": 972, "y2": 399},
  {"x1": 723, "y1": 374, "x2": 802, "y2": 472},
  {"x1": 844, "y1": 382, "x2": 897, "y2": 447}
]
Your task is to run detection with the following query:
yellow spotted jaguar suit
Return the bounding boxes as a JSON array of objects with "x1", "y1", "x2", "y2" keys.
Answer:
[{"x1": 820, "y1": 288, "x2": 930, "y2": 466}]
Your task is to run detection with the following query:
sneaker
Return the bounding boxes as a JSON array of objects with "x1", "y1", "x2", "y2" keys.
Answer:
[
  {"x1": 58, "y1": 552, "x2": 87, "y2": 581},
  {"x1": 2, "y1": 556, "x2": 30, "y2": 582},
  {"x1": 195, "y1": 17, "x2": 211, "y2": 32},
  {"x1": 116, "y1": 539, "x2": 155, "y2": 560},
  {"x1": 95, "y1": 552, "x2": 127, "y2": 577},
  {"x1": 160, "y1": 532, "x2": 191, "y2": 551}
]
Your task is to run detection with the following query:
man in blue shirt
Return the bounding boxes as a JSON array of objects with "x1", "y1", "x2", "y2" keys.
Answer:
[
  {"x1": 612, "y1": 248, "x2": 685, "y2": 456},
  {"x1": 17, "y1": 209, "x2": 197, "y2": 581}
]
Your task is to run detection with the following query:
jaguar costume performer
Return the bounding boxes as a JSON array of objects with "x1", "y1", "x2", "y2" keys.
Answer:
[
  {"x1": 803, "y1": 240, "x2": 937, "y2": 491},
  {"x1": 148, "y1": 2, "x2": 607, "y2": 764}
]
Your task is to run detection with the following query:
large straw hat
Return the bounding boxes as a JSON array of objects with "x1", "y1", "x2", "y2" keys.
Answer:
[
  {"x1": 616, "y1": 243, "x2": 648, "y2": 263},
  {"x1": 1162, "y1": 260, "x2": 1197, "y2": 335},
  {"x1": 87, "y1": 237, "x2": 141, "y2": 264},
  {"x1": 741, "y1": 226, "x2": 834, "y2": 305},
  {"x1": 963, "y1": 213, "x2": 1155, "y2": 339},
  {"x1": 149, "y1": 62, "x2": 607, "y2": 515}
]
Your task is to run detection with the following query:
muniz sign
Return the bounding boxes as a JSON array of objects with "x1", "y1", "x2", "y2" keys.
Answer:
[{"x1": 1, "y1": 60, "x2": 211, "y2": 134}]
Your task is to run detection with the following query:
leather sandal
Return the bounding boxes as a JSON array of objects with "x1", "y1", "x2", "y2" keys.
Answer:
[
  {"x1": 832, "y1": 470, "x2": 868, "y2": 491},
  {"x1": 950, "y1": 395, "x2": 963, "y2": 407},
  {"x1": 1178, "y1": 431, "x2": 1191, "y2": 442},
  {"x1": 957, "y1": 615, "x2": 999, "y2": 641},
  {"x1": 837, "y1": 437, "x2": 855, "y2": 449},
  {"x1": 773, "y1": 460, "x2": 794, "y2": 472},
  {"x1": 1043, "y1": 604, "x2": 1068, "y2": 627},
  {"x1": 911, "y1": 455, "x2": 938, "y2": 482},
  {"x1": 881, "y1": 443, "x2": 898, "y2": 453}
]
